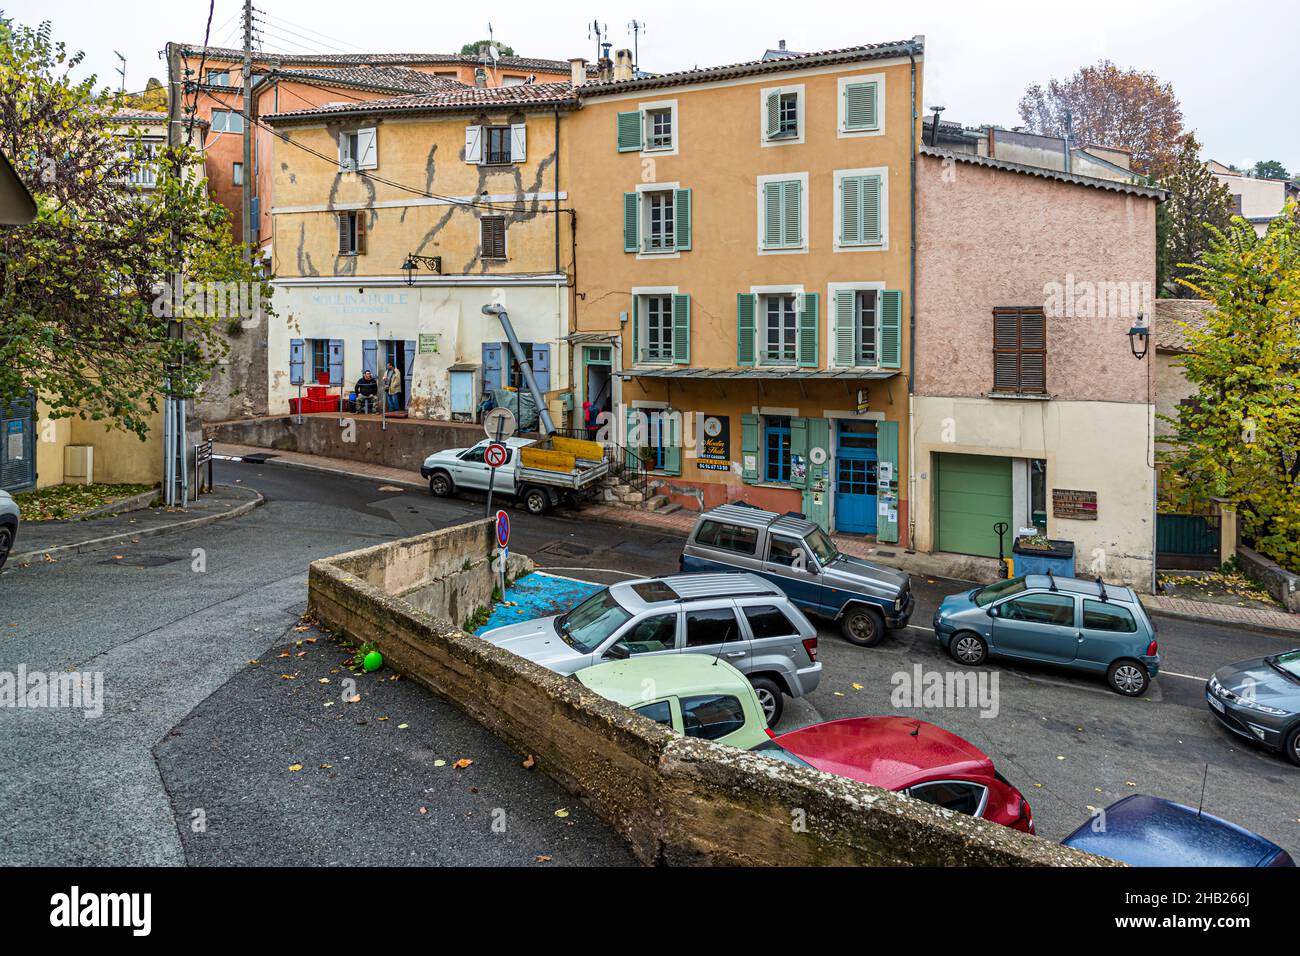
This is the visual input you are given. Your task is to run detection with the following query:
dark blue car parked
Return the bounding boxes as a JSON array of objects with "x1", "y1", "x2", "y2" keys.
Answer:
[{"x1": 1062, "y1": 794, "x2": 1295, "y2": 867}]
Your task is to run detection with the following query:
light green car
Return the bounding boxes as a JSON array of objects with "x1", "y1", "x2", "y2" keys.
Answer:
[{"x1": 575, "y1": 653, "x2": 771, "y2": 750}]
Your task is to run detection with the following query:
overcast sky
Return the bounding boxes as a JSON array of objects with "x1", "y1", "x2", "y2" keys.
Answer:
[{"x1": 6, "y1": 0, "x2": 1295, "y2": 172}]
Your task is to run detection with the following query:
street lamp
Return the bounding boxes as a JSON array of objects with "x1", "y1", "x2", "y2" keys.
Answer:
[
  {"x1": 400, "y1": 253, "x2": 442, "y2": 286},
  {"x1": 1127, "y1": 313, "x2": 1150, "y2": 360}
]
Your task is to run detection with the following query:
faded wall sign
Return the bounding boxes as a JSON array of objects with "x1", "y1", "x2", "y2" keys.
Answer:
[{"x1": 1053, "y1": 488, "x2": 1098, "y2": 520}]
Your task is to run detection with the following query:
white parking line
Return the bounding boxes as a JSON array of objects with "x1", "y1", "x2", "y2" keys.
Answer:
[
  {"x1": 536, "y1": 566, "x2": 641, "y2": 580},
  {"x1": 906, "y1": 624, "x2": 934, "y2": 633}
]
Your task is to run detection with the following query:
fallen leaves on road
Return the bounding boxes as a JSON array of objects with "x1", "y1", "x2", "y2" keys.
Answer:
[
  {"x1": 319, "y1": 763, "x2": 332, "y2": 770},
  {"x1": 554, "y1": 808, "x2": 570, "y2": 818},
  {"x1": 419, "y1": 806, "x2": 428, "y2": 815},
  {"x1": 453, "y1": 758, "x2": 474, "y2": 770},
  {"x1": 288, "y1": 764, "x2": 303, "y2": 772},
  {"x1": 348, "y1": 694, "x2": 361, "y2": 703},
  {"x1": 535, "y1": 855, "x2": 552, "y2": 863},
  {"x1": 398, "y1": 723, "x2": 409, "y2": 729},
  {"x1": 521, "y1": 755, "x2": 535, "y2": 769},
  {"x1": 433, "y1": 759, "x2": 447, "y2": 767},
  {"x1": 851, "y1": 682, "x2": 864, "y2": 691}
]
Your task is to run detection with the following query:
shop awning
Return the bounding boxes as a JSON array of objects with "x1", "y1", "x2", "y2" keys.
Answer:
[{"x1": 623, "y1": 367, "x2": 899, "y2": 380}]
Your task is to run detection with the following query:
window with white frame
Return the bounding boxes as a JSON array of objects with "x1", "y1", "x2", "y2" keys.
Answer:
[
  {"x1": 484, "y1": 126, "x2": 512, "y2": 165},
  {"x1": 854, "y1": 290, "x2": 878, "y2": 365},
  {"x1": 338, "y1": 128, "x2": 377, "y2": 171},
  {"x1": 643, "y1": 189, "x2": 675, "y2": 252},
  {"x1": 210, "y1": 109, "x2": 244, "y2": 134},
  {"x1": 776, "y1": 93, "x2": 798, "y2": 136},
  {"x1": 206, "y1": 70, "x2": 230, "y2": 86},
  {"x1": 759, "y1": 176, "x2": 804, "y2": 251},
  {"x1": 642, "y1": 294, "x2": 674, "y2": 363},
  {"x1": 645, "y1": 108, "x2": 673, "y2": 151},
  {"x1": 762, "y1": 294, "x2": 798, "y2": 364}
]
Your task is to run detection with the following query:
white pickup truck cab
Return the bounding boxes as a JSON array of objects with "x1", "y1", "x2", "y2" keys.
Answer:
[{"x1": 421, "y1": 436, "x2": 609, "y2": 514}]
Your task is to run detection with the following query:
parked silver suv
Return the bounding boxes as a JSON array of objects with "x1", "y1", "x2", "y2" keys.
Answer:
[
  {"x1": 480, "y1": 572, "x2": 822, "y2": 725},
  {"x1": 0, "y1": 489, "x2": 18, "y2": 571}
]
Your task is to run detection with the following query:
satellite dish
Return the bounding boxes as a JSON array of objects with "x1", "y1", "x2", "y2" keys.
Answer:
[{"x1": 489, "y1": 45, "x2": 500, "y2": 63}]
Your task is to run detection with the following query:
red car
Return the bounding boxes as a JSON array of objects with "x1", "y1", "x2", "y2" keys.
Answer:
[{"x1": 759, "y1": 716, "x2": 1034, "y2": 833}]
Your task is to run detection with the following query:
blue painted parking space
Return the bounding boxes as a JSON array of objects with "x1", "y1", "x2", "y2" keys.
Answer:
[{"x1": 474, "y1": 571, "x2": 602, "y2": 635}]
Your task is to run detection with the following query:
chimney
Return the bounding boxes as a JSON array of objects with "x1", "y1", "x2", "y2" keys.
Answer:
[
  {"x1": 779, "y1": 40, "x2": 786, "y2": 51},
  {"x1": 597, "y1": 41, "x2": 613, "y2": 82},
  {"x1": 569, "y1": 57, "x2": 587, "y2": 86},
  {"x1": 613, "y1": 48, "x2": 633, "y2": 82},
  {"x1": 473, "y1": 67, "x2": 487, "y2": 88}
]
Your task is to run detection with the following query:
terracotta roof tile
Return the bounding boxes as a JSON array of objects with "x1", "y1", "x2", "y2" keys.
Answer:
[
  {"x1": 177, "y1": 43, "x2": 591, "y2": 75},
  {"x1": 920, "y1": 146, "x2": 1167, "y2": 200},
  {"x1": 269, "y1": 66, "x2": 466, "y2": 95},
  {"x1": 265, "y1": 81, "x2": 579, "y2": 122}
]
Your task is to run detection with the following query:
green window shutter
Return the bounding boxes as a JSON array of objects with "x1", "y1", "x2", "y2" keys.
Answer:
[
  {"x1": 765, "y1": 91, "x2": 781, "y2": 139},
  {"x1": 782, "y1": 180, "x2": 801, "y2": 247},
  {"x1": 630, "y1": 294, "x2": 640, "y2": 365},
  {"x1": 617, "y1": 110, "x2": 643, "y2": 152},
  {"x1": 844, "y1": 81, "x2": 878, "y2": 131},
  {"x1": 736, "y1": 293, "x2": 757, "y2": 366},
  {"x1": 741, "y1": 413, "x2": 760, "y2": 484},
  {"x1": 834, "y1": 290, "x2": 856, "y2": 366},
  {"x1": 802, "y1": 417, "x2": 832, "y2": 531},
  {"x1": 797, "y1": 292, "x2": 819, "y2": 368},
  {"x1": 623, "y1": 192, "x2": 639, "y2": 253},
  {"x1": 862, "y1": 175, "x2": 882, "y2": 243},
  {"x1": 877, "y1": 420, "x2": 899, "y2": 543},
  {"x1": 662, "y1": 411, "x2": 681, "y2": 476},
  {"x1": 763, "y1": 182, "x2": 783, "y2": 248},
  {"x1": 674, "y1": 188, "x2": 692, "y2": 251},
  {"x1": 789, "y1": 416, "x2": 809, "y2": 489},
  {"x1": 840, "y1": 175, "x2": 862, "y2": 245},
  {"x1": 625, "y1": 407, "x2": 641, "y2": 470},
  {"x1": 672, "y1": 293, "x2": 690, "y2": 364},
  {"x1": 880, "y1": 289, "x2": 902, "y2": 369}
]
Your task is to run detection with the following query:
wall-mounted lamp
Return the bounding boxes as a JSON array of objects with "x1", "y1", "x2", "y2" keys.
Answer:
[
  {"x1": 1128, "y1": 313, "x2": 1150, "y2": 360},
  {"x1": 400, "y1": 253, "x2": 442, "y2": 286}
]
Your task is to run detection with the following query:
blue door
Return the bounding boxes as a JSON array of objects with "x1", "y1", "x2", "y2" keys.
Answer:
[{"x1": 835, "y1": 419, "x2": 878, "y2": 535}]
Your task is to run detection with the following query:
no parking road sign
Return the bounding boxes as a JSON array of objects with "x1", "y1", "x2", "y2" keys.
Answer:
[
  {"x1": 495, "y1": 509, "x2": 510, "y2": 548},
  {"x1": 484, "y1": 441, "x2": 509, "y2": 469}
]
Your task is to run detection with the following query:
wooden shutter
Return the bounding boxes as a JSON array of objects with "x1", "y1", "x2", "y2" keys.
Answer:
[
  {"x1": 877, "y1": 420, "x2": 899, "y2": 543},
  {"x1": 782, "y1": 180, "x2": 801, "y2": 247},
  {"x1": 844, "y1": 81, "x2": 878, "y2": 130},
  {"x1": 741, "y1": 413, "x2": 760, "y2": 483},
  {"x1": 797, "y1": 292, "x2": 819, "y2": 368},
  {"x1": 464, "y1": 125, "x2": 483, "y2": 164},
  {"x1": 617, "y1": 110, "x2": 643, "y2": 152},
  {"x1": 362, "y1": 340, "x2": 378, "y2": 377},
  {"x1": 736, "y1": 293, "x2": 757, "y2": 366},
  {"x1": 763, "y1": 182, "x2": 783, "y2": 248},
  {"x1": 841, "y1": 176, "x2": 862, "y2": 245},
  {"x1": 862, "y1": 175, "x2": 882, "y2": 243},
  {"x1": 789, "y1": 417, "x2": 809, "y2": 488},
  {"x1": 289, "y1": 338, "x2": 304, "y2": 385},
  {"x1": 481, "y1": 216, "x2": 506, "y2": 259},
  {"x1": 834, "y1": 290, "x2": 856, "y2": 366},
  {"x1": 672, "y1": 293, "x2": 690, "y2": 365},
  {"x1": 355, "y1": 128, "x2": 377, "y2": 169},
  {"x1": 993, "y1": 307, "x2": 1046, "y2": 393},
  {"x1": 661, "y1": 411, "x2": 681, "y2": 476},
  {"x1": 328, "y1": 339, "x2": 344, "y2": 386},
  {"x1": 337, "y1": 212, "x2": 350, "y2": 254},
  {"x1": 673, "y1": 188, "x2": 691, "y2": 251},
  {"x1": 532, "y1": 345, "x2": 551, "y2": 393},
  {"x1": 765, "y1": 91, "x2": 781, "y2": 139},
  {"x1": 623, "y1": 192, "x2": 639, "y2": 253},
  {"x1": 482, "y1": 343, "x2": 503, "y2": 392},
  {"x1": 510, "y1": 123, "x2": 526, "y2": 162},
  {"x1": 879, "y1": 290, "x2": 902, "y2": 369},
  {"x1": 630, "y1": 295, "x2": 640, "y2": 365},
  {"x1": 354, "y1": 212, "x2": 366, "y2": 255}
]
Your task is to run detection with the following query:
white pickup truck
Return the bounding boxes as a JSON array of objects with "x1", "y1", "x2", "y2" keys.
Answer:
[{"x1": 420, "y1": 436, "x2": 610, "y2": 514}]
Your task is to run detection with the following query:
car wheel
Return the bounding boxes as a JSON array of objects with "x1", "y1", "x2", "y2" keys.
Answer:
[
  {"x1": 1283, "y1": 724, "x2": 1300, "y2": 768},
  {"x1": 840, "y1": 606, "x2": 885, "y2": 647},
  {"x1": 949, "y1": 631, "x2": 987, "y2": 666},
  {"x1": 749, "y1": 676, "x2": 784, "y2": 728},
  {"x1": 0, "y1": 526, "x2": 11, "y2": 571},
  {"x1": 1108, "y1": 659, "x2": 1149, "y2": 697},
  {"x1": 428, "y1": 472, "x2": 453, "y2": 497},
  {"x1": 523, "y1": 487, "x2": 549, "y2": 515}
]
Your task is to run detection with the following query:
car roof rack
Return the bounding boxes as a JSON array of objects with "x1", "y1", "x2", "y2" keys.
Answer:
[
  {"x1": 1046, "y1": 569, "x2": 1059, "y2": 593},
  {"x1": 1096, "y1": 576, "x2": 1109, "y2": 602}
]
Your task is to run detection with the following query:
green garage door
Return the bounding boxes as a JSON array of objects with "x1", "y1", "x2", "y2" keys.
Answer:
[{"x1": 936, "y1": 453, "x2": 1013, "y2": 558}]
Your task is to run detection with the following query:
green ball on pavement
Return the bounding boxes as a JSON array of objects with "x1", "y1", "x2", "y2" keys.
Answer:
[{"x1": 362, "y1": 651, "x2": 383, "y2": 673}]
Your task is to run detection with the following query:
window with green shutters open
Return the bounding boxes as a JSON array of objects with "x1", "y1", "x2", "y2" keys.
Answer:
[
  {"x1": 738, "y1": 291, "x2": 819, "y2": 368},
  {"x1": 617, "y1": 102, "x2": 677, "y2": 154},
  {"x1": 833, "y1": 288, "x2": 901, "y2": 368},
  {"x1": 761, "y1": 179, "x2": 803, "y2": 250},
  {"x1": 623, "y1": 188, "x2": 692, "y2": 254},
  {"x1": 634, "y1": 292, "x2": 691, "y2": 365},
  {"x1": 839, "y1": 173, "x2": 883, "y2": 247},
  {"x1": 763, "y1": 88, "x2": 802, "y2": 143},
  {"x1": 993, "y1": 307, "x2": 1047, "y2": 394}
]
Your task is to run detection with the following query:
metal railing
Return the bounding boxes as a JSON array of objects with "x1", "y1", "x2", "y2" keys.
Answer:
[{"x1": 553, "y1": 426, "x2": 653, "y2": 502}]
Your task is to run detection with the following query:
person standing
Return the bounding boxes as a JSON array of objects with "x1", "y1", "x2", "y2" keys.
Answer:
[{"x1": 384, "y1": 360, "x2": 403, "y2": 413}]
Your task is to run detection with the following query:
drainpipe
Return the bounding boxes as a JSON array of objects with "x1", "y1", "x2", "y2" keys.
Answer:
[{"x1": 907, "y1": 37, "x2": 920, "y2": 551}]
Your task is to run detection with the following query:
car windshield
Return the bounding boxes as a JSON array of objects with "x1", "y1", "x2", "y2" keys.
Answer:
[
  {"x1": 555, "y1": 589, "x2": 632, "y2": 653},
  {"x1": 973, "y1": 577, "x2": 1028, "y2": 607},
  {"x1": 804, "y1": 527, "x2": 838, "y2": 565},
  {"x1": 752, "y1": 740, "x2": 816, "y2": 768},
  {"x1": 1269, "y1": 649, "x2": 1300, "y2": 681}
]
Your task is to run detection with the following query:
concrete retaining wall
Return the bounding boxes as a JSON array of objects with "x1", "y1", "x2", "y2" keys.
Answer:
[
  {"x1": 307, "y1": 519, "x2": 1113, "y2": 867},
  {"x1": 1238, "y1": 546, "x2": 1300, "y2": 613},
  {"x1": 206, "y1": 414, "x2": 483, "y2": 473}
]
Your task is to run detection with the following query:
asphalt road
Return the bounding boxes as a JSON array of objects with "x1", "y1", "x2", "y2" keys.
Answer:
[{"x1": 2, "y1": 458, "x2": 1296, "y2": 864}]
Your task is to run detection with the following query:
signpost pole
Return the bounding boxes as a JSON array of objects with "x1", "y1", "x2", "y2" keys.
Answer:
[{"x1": 485, "y1": 418, "x2": 504, "y2": 518}]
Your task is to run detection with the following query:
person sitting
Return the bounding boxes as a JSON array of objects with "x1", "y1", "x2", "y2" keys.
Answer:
[{"x1": 354, "y1": 370, "x2": 379, "y2": 413}]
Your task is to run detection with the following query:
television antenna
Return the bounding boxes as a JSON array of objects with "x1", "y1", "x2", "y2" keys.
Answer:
[
  {"x1": 114, "y1": 51, "x2": 127, "y2": 92},
  {"x1": 588, "y1": 20, "x2": 607, "y2": 64},
  {"x1": 627, "y1": 20, "x2": 646, "y2": 74}
]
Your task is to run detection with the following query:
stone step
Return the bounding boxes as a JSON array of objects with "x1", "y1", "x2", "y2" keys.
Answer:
[
  {"x1": 621, "y1": 491, "x2": 644, "y2": 504},
  {"x1": 645, "y1": 494, "x2": 670, "y2": 511},
  {"x1": 657, "y1": 502, "x2": 682, "y2": 515}
]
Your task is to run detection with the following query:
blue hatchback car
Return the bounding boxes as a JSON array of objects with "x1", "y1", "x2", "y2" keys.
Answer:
[
  {"x1": 1062, "y1": 794, "x2": 1295, "y2": 867},
  {"x1": 933, "y1": 574, "x2": 1160, "y2": 696}
]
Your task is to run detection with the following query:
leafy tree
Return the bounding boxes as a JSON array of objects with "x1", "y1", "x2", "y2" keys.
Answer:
[
  {"x1": 1158, "y1": 205, "x2": 1300, "y2": 572},
  {"x1": 1018, "y1": 59, "x2": 1184, "y2": 175},
  {"x1": 1252, "y1": 159, "x2": 1291, "y2": 181},
  {"x1": 458, "y1": 40, "x2": 516, "y2": 57},
  {"x1": 1158, "y1": 134, "x2": 1233, "y2": 297},
  {"x1": 112, "y1": 77, "x2": 167, "y2": 113},
  {"x1": 0, "y1": 16, "x2": 271, "y2": 438}
]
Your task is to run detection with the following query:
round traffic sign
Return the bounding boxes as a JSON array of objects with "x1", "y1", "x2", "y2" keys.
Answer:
[
  {"x1": 483, "y1": 406, "x2": 518, "y2": 441},
  {"x1": 484, "y1": 441, "x2": 508, "y2": 469},
  {"x1": 495, "y1": 510, "x2": 510, "y2": 548}
]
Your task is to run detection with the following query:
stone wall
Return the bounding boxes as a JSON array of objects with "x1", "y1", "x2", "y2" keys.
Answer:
[
  {"x1": 307, "y1": 520, "x2": 1114, "y2": 867},
  {"x1": 1238, "y1": 546, "x2": 1300, "y2": 613}
]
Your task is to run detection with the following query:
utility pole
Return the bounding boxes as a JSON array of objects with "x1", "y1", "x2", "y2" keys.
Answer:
[
  {"x1": 163, "y1": 42, "x2": 186, "y2": 507},
  {"x1": 241, "y1": 0, "x2": 253, "y2": 257}
]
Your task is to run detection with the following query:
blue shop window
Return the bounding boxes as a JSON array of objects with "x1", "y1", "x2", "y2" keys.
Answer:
[{"x1": 764, "y1": 415, "x2": 792, "y2": 483}]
